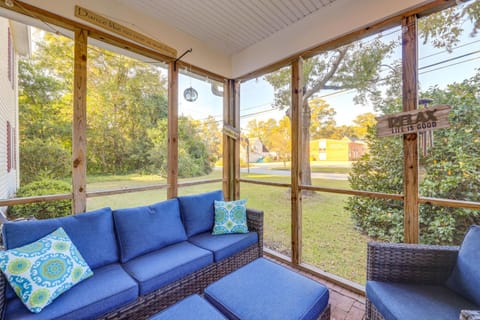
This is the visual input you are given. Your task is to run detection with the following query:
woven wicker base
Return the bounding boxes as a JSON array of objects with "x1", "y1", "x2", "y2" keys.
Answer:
[{"x1": 366, "y1": 299, "x2": 384, "y2": 320}]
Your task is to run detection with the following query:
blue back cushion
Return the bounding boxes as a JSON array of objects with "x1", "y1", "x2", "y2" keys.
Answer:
[
  {"x1": 446, "y1": 225, "x2": 480, "y2": 305},
  {"x1": 113, "y1": 199, "x2": 187, "y2": 263},
  {"x1": 178, "y1": 190, "x2": 224, "y2": 237},
  {"x1": 2, "y1": 207, "x2": 118, "y2": 269}
]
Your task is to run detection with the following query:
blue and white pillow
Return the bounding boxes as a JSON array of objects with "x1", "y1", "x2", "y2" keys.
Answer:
[
  {"x1": 0, "y1": 227, "x2": 93, "y2": 313},
  {"x1": 212, "y1": 199, "x2": 249, "y2": 235}
]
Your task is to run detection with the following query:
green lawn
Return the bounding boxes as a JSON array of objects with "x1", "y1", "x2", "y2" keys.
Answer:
[{"x1": 86, "y1": 171, "x2": 369, "y2": 284}]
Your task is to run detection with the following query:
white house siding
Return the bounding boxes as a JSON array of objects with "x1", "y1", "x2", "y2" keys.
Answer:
[{"x1": 0, "y1": 17, "x2": 20, "y2": 215}]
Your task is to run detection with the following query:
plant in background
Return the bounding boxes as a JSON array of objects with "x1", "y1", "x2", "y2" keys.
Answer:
[{"x1": 8, "y1": 179, "x2": 71, "y2": 220}]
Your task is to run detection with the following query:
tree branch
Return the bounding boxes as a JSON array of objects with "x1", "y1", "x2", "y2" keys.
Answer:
[{"x1": 304, "y1": 46, "x2": 350, "y2": 102}]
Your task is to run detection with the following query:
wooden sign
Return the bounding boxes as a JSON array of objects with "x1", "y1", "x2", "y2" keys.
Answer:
[
  {"x1": 75, "y1": 5, "x2": 177, "y2": 58},
  {"x1": 223, "y1": 125, "x2": 240, "y2": 140},
  {"x1": 376, "y1": 104, "x2": 451, "y2": 137}
]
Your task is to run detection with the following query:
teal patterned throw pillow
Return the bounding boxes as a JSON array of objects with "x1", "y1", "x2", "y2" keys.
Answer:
[
  {"x1": 0, "y1": 227, "x2": 93, "y2": 313},
  {"x1": 212, "y1": 199, "x2": 249, "y2": 235}
]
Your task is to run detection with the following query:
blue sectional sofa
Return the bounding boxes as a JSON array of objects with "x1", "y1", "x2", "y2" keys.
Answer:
[{"x1": 0, "y1": 190, "x2": 264, "y2": 320}]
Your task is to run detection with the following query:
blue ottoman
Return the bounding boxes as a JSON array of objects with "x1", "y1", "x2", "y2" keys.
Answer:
[
  {"x1": 149, "y1": 294, "x2": 226, "y2": 320},
  {"x1": 205, "y1": 258, "x2": 330, "y2": 320}
]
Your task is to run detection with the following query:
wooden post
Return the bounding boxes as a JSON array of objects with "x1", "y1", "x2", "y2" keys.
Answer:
[
  {"x1": 72, "y1": 29, "x2": 88, "y2": 214},
  {"x1": 233, "y1": 81, "x2": 241, "y2": 200},
  {"x1": 223, "y1": 80, "x2": 240, "y2": 201},
  {"x1": 167, "y1": 62, "x2": 179, "y2": 198},
  {"x1": 402, "y1": 15, "x2": 419, "y2": 243},
  {"x1": 291, "y1": 58, "x2": 303, "y2": 264}
]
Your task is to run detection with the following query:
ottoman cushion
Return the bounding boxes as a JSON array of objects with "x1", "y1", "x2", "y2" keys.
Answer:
[
  {"x1": 149, "y1": 294, "x2": 226, "y2": 320},
  {"x1": 205, "y1": 258, "x2": 329, "y2": 320}
]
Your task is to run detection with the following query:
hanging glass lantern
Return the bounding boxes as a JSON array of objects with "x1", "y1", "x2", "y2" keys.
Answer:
[{"x1": 184, "y1": 87, "x2": 198, "y2": 102}]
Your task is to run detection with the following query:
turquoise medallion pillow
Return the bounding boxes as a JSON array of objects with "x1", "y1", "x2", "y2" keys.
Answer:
[
  {"x1": 212, "y1": 199, "x2": 249, "y2": 235},
  {"x1": 0, "y1": 227, "x2": 93, "y2": 313}
]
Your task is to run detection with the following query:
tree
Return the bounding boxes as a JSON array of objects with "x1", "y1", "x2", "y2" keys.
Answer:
[
  {"x1": 148, "y1": 116, "x2": 213, "y2": 178},
  {"x1": 348, "y1": 72, "x2": 480, "y2": 244},
  {"x1": 351, "y1": 113, "x2": 377, "y2": 139},
  {"x1": 269, "y1": 117, "x2": 291, "y2": 166},
  {"x1": 309, "y1": 98, "x2": 337, "y2": 140},
  {"x1": 345, "y1": 2, "x2": 480, "y2": 244},
  {"x1": 265, "y1": 39, "x2": 395, "y2": 186}
]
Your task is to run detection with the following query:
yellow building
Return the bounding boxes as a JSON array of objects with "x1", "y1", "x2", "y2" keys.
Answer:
[{"x1": 310, "y1": 137, "x2": 366, "y2": 161}]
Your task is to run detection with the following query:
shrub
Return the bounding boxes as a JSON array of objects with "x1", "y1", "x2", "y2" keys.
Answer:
[
  {"x1": 20, "y1": 138, "x2": 70, "y2": 185},
  {"x1": 8, "y1": 179, "x2": 72, "y2": 220}
]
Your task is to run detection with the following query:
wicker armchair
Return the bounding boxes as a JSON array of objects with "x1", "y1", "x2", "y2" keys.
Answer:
[{"x1": 366, "y1": 241, "x2": 480, "y2": 320}]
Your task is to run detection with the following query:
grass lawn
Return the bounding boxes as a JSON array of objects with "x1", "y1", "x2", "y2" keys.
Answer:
[{"x1": 87, "y1": 170, "x2": 369, "y2": 284}]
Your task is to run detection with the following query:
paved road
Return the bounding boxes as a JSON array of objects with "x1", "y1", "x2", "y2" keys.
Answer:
[{"x1": 239, "y1": 167, "x2": 348, "y2": 180}]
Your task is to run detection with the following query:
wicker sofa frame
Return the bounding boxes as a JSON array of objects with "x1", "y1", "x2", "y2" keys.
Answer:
[
  {"x1": 366, "y1": 241, "x2": 480, "y2": 320},
  {"x1": 0, "y1": 209, "x2": 265, "y2": 320}
]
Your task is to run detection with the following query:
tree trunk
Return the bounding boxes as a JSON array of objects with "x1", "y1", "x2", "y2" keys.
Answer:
[{"x1": 301, "y1": 100, "x2": 312, "y2": 186}]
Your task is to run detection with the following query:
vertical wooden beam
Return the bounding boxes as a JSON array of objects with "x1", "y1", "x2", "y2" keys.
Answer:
[
  {"x1": 233, "y1": 81, "x2": 241, "y2": 200},
  {"x1": 223, "y1": 80, "x2": 240, "y2": 201},
  {"x1": 167, "y1": 62, "x2": 179, "y2": 198},
  {"x1": 72, "y1": 29, "x2": 88, "y2": 214},
  {"x1": 402, "y1": 15, "x2": 419, "y2": 243},
  {"x1": 291, "y1": 58, "x2": 303, "y2": 264}
]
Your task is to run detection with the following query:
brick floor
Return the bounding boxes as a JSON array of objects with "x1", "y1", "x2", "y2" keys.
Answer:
[{"x1": 268, "y1": 257, "x2": 366, "y2": 320}]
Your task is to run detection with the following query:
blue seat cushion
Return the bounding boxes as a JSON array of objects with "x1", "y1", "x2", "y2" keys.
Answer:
[
  {"x1": 113, "y1": 199, "x2": 187, "y2": 263},
  {"x1": 205, "y1": 258, "x2": 329, "y2": 320},
  {"x1": 149, "y1": 294, "x2": 226, "y2": 320},
  {"x1": 446, "y1": 225, "x2": 480, "y2": 305},
  {"x1": 4, "y1": 263, "x2": 138, "y2": 320},
  {"x1": 178, "y1": 190, "x2": 224, "y2": 237},
  {"x1": 366, "y1": 281, "x2": 478, "y2": 320},
  {"x1": 2, "y1": 207, "x2": 118, "y2": 270},
  {"x1": 123, "y1": 241, "x2": 213, "y2": 296},
  {"x1": 188, "y1": 231, "x2": 258, "y2": 262}
]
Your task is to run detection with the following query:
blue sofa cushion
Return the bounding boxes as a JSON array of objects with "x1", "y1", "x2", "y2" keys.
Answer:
[
  {"x1": 205, "y1": 258, "x2": 329, "y2": 320},
  {"x1": 178, "y1": 190, "x2": 224, "y2": 237},
  {"x1": 446, "y1": 225, "x2": 480, "y2": 305},
  {"x1": 4, "y1": 263, "x2": 138, "y2": 320},
  {"x1": 366, "y1": 281, "x2": 478, "y2": 320},
  {"x1": 2, "y1": 208, "x2": 119, "y2": 270},
  {"x1": 149, "y1": 294, "x2": 226, "y2": 320},
  {"x1": 123, "y1": 241, "x2": 213, "y2": 296},
  {"x1": 113, "y1": 199, "x2": 187, "y2": 263},
  {"x1": 0, "y1": 227, "x2": 94, "y2": 313},
  {"x1": 188, "y1": 231, "x2": 258, "y2": 262}
]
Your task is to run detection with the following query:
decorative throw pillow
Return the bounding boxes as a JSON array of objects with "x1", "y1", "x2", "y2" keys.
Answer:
[
  {"x1": 212, "y1": 199, "x2": 249, "y2": 235},
  {"x1": 0, "y1": 227, "x2": 93, "y2": 313}
]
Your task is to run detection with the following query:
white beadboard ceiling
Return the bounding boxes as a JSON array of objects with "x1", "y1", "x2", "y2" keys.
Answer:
[{"x1": 115, "y1": 0, "x2": 338, "y2": 55}]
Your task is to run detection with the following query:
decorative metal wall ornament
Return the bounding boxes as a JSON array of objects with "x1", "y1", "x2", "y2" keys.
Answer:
[{"x1": 183, "y1": 87, "x2": 198, "y2": 102}]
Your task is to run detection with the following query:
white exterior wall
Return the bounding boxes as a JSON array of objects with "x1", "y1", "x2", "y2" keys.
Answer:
[{"x1": 0, "y1": 17, "x2": 19, "y2": 206}]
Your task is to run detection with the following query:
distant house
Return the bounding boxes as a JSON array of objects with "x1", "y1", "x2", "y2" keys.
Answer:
[
  {"x1": 240, "y1": 137, "x2": 270, "y2": 163},
  {"x1": 0, "y1": 17, "x2": 30, "y2": 217},
  {"x1": 310, "y1": 137, "x2": 367, "y2": 161}
]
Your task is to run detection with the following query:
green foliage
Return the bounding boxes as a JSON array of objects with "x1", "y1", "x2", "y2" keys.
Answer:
[
  {"x1": 347, "y1": 71, "x2": 480, "y2": 245},
  {"x1": 20, "y1": 138, "x2": 70, "y2": 185},
  {"x1": 148, "y1": 117, "x2": 212, "y2": 178},
  {"x1": 19, "y1": 31, "x2": 216, "y2": 180},
  {"x1": 8, "y1": 179, "x2": 71, "y2": 220}
]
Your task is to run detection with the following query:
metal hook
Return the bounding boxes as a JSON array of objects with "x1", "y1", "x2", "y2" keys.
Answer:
[{"x1": 174, "y1": 48, "x2": 192, "y2": 71}]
